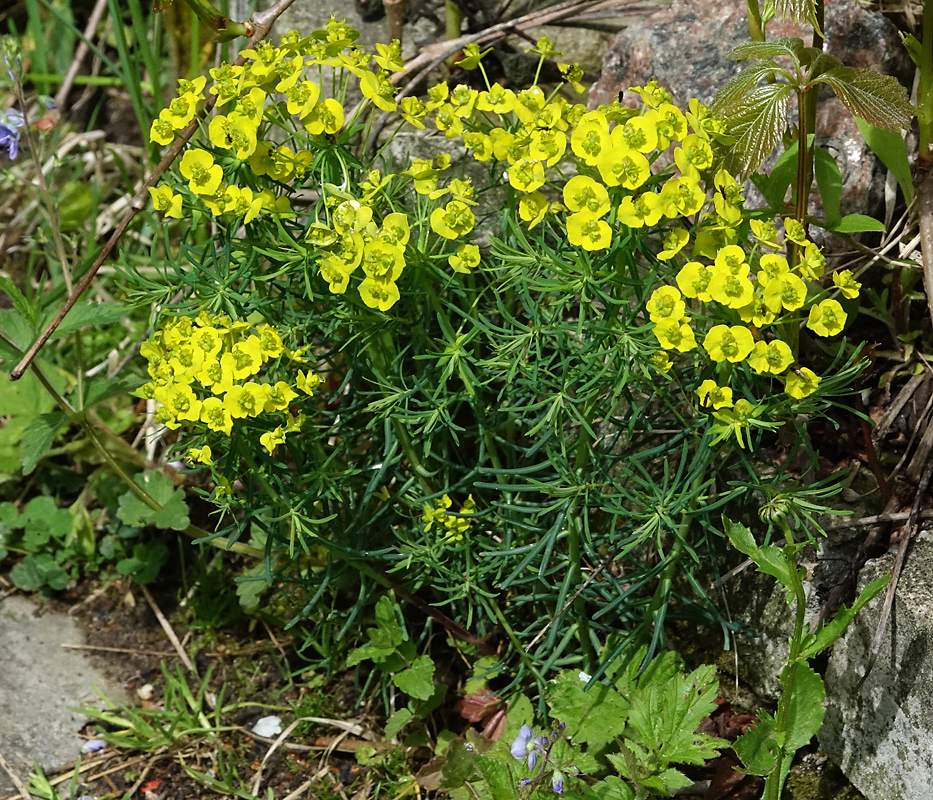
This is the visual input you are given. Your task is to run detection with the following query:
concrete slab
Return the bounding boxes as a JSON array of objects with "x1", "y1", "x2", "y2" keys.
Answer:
[{"x1": 0, "y1": 594, "x2": 128, "y2": 792}]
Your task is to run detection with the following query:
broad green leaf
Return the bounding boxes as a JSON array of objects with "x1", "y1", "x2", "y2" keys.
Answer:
[
  {"x1": 477, "y1": 757, "x2": 514, "y2": 800},
  {"x1": 780, "y1": 662, "x2": 826, "y2": 752},
  {"x1": 751, "y1": 142, "x2": 798, "y2": 210},
  {"x1": 81, "y1": 375, "x2": 141, "y2": 410},
  {"x1": 393, "y1": 654, "x2": 436, "y2": 700},
  {"x1": 116, "y1": 542, "x2": 168, "y2": 584},
  {"x1": 815, "y1": 67, "x2": 914, "y2": 130},
  {"x1": 725, "y1": 37, "x2": 805, "y2": 66},
  {"x1": 901, "y1": 32, "x2": 922, "y2": 69},
  {"x1": 346, "y1": 643, "x2": 395, "y2": 667},
  {"x1": 0, "y1": 278, "x2": 39, "y2": 327},
  {"x1": 235, "y1": 566, "x2": 270, "y2": 613},
  {"x1": 502, "y1": 692, "x2": 534, "y2": 743},
  {"x1": 720, "y1": 83, "x2": 793, "y2": 175},
  {"x1": 19, "y1": 411, "x2": 66, "y2": 476},
  {"x1": 813, "y1": 146, "x2": 842, "y2": 227},
  {"x1": 585, "y1": 776, "x2": 635, "y2": 800},
  {"x1": 711, "y1": 62, "x2": 786, "y2": 115},
  {"x1": 854, "y1": 117, "x2": 914, "y2": 204},
  {"x1": 58, "y1": 181, "x2": 95, "y2": 231},
  {"x1": 799, "y1": 575, "x2": 889, "y2": 660},
  {"x1": 439, "y1": 740, "x2": 481, "y2": 788},
  {"x1": 384, "y1": 707, "x2": 414, "y2": 739},
  {"x1": 116, "y1": 471, "x2": 190, "y2": 530},
  {"x1": 547, "y1": 670, "x2": 630, "y2": 745},
  {"x1": 0, "y1": 308, "x2": 36, "y2": 356},
  {"x1": 826, "y1": 214, "x2": 886, "y2": 233},
  {"x1": 49, "y1": 302, "x2": 128, "y2": 340},
  {"x1": 733, "y1": 711, "x2": 779, "y2": 775},
  {"x1": 374, "y1": 595, "x2": 407, "y2": 647},
  {"x1": 11, "y1": 553, "x2": 69, "y2": 591}
]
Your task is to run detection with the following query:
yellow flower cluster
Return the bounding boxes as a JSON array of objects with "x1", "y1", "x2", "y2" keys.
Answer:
[
  {"x1": 138, "y1": 312, "x2": 319, "y2": 454},
  {"x1": 422, "y1": 494, "x2": 477, "y2": 545},
  {"x1": 649, "y1": 215, "x2": 862, "y2": 405}
]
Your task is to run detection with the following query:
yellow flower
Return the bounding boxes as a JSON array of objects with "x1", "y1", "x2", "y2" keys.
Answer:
[
  {"x1": 434, "y1": 103, "x2": 464, "y2": 138},
  {"x1": 797, "y1": 242, "x2": 826, "y2": 280},
  {"x1": 747, "y1": 339, "x2": 794, "y2": 375},
  {"x1": 750, "y1": 219, "x2": 779, "y2": 249},
  {"x1": 807, "y1": 299, "x2": 847, "y2": 337},
  {"x1": 463, "y1": 132, "x2": 494, "y2": 161},
  {"x1": 362, "y1": 240, "x2": 405, "y2": 282},
  {"x1": 762, "y1": 273, "x2": 808, "y2": 313},
  {"x1": 658, "y1": 176, "x2": 705, "y2": 218},
  {"x1": 359, "y1": 277, "x2": 401, "y2": 311},
  {"x1": 149, "y1": 185, "x2": 182, "y2": 219},
  {"x1": 651, "y1": 351, "x2": 673, "y2": 372},
  {"x1": 617, "y1": 192, "x2": 662, "y2": 228},
  {"x1": 757, "y1": 253, "x2": 789, "y2": 285},
  {"x1": 657, "y1": 228, "x2": 689, "y2": 260},
  {"x1": 302, "y1": 98, "x2": 345, "y2": 135},
  {"x1": 260, "y1": 427, "x2": 287, "y2": 455},
  {"x1": 229, "y1": 336, "x2": 264, "y2": 379},
  {"x1": 179, "y1": 149, "x2": 223, "y2": 196},
  {"x1": 285, "y1": 80, "x2": 321, "y2": 117},
  {"x1": 360, "y1": 70, "x2": 398, "y2": 112},
  {"x1": 207, "y1": 112, "x2": 258, "y2": 159},
  {"x1": 476, "y1": 83, "x2": 516, "y2": 115},
  {"x1": 400, "y1": 96, "x2": 428, "y2": 129},
  {"x1": 646, "y1": 286, "x2": 686, "y2": 323},
  {"x1": 785, "y1": 367, "x2": 821, "y2": 399},
  {"x1": 373, "y1": 40, "x2": 404, "y2": 72},
  {"x1": 256, "y1": 324, "x2": 284, "y2": 361},
  {"x1": 430, "y1": 200, "x2": 475, "y2": 239},
  {"x1": 562, "y1": 175, "x2": 610, "y2": 217},
  {"x1": 708, "y1": 272, "x2": 754, "y2": 309},
  {"x1": 597, "y1": 147, "x2": 650, "y2": 189},
  {"x1": 508, "y1": 159, "x2": 546, "y2": 193},
  {"x1": 191, "y1": 325, "x2": 223, "y2": 358},
  {"x1": 652, "y1": 318, "x2": 697, "y2": 352},
  {"x1": 518, "y1": 192, "x2": 549, "y2": 229},
  {"x1": 332, "y1": 200, "x2": 373, "y2": 235},
  {"x1": 200, "y1": 397, "x2": 233, "y2": 434},
  {"x1": 784, "y1": 218, "x2": 808, "y2": 245},
  {"x1": 224, "y1": 382, "x2": 271, "y2": 418},
  {"x1": 714, "y1": 245, "x2": 749, "y2": 275},
  {"x1": 449, "y1": 244, "x2": 480, "y2": 274},
  {"x1": 737, "y1": 295, "x2": 776, "y2": 327},
  {"x1": 529, "y1": 129, "x2": 567, "y2": 167},
  {"x1": 614, "y1": 115, "x2": 658, "y2": 153},
  {"x1": 155, "y1": 383, "x2": 203, "y2": 425},
  {"x1": 514, "y1": 86, "x2": 546, "y2": 123},
  {"x1": 567, "y1": 211, "x2": 612, "y2": 251},
  {"x1": 649, "y1": 103, "x2": 687, "y2": 148},
  {"x1": 422, "y1": 494, "x2": 452, "y2": 532},
  {"x1": 702, "y1": 325, "x2": 754, "y2": 363},
  {"x1": 149, "y1": 111, "x2": 176, "y2": 146},
  {"x1": 570, "y1": 112, "x2": 610, "y2": 165},
  {"x1": 676, "y1": 261, "x2": 714, "y2": 301},
  {"x1": 379, "y1": 213, "x2": 411, "y2": 247},
  {"x1": 696, "y1": 379, "x2": 733, "y2": 409},
  {"x1": 296, "y1": 370, "x2": 322, "y2": 395},
  {"x1": 674, "y1": 133, "x2": 714, "y2": 172},
  {"x1": 188, "y1": 445, "x2": 213, "y2": 465},
  {"x1": 164, "y1": 92, "x2": 199, "y2": 129},
  {"x1": 832, "y1": 269, "x2": 861, "y2": 299}
]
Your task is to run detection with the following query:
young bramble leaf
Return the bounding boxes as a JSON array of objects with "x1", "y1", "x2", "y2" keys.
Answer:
[
  {"x1": 719, "y1": 83, "x2": 793, "y2": 175},
  {"x1": 711, "y1": 62, "x2": 789, "y2": 114},
  {"x1": 814, "y1": 67, "x2": 914, "y2": 130}
]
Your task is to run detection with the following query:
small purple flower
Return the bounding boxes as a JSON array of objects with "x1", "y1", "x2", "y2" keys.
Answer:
[
  {"x1": 518, "y1": 779, "x2": 532, "y2": 787},
  {"x1": 0, "y1": 108, "x2": 24, "y2": 159},
  {"x1": 527, "y1": 750, "x2": 538, "y2": 770},
  {"x1": 552, "y1": 773, "x2": 564, "y2": 794},
  {"x1": 511, "y1": 724, "x2": 535, "y2": 760},
  {"x1": 80, "y1": 735, "x2": 106, "y2": 754}
]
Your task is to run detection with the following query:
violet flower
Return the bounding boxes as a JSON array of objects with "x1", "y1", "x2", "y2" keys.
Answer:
[{"x1": 0, "y1": 108, "x2": 24, "y2": 159}]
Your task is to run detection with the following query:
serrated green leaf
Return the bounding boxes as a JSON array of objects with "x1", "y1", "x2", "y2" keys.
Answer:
[
  {"x1": 725, "y1": 37, "x2": 805, "y2": 65},
  {"x1": 116, "y1": 471, "x2": 190, "y2": 530},
  {"x1": 0, "y1": 308, "x2": 36, "y2": 357},
  {"x1": 547, "y1": 671, "x2": 630, "y2": 745},
  {"x1": 477, "y1": 757, "x2": 513, "y2": 800},
  {"x1": 815, "y1": 67, "x2": 914, "y2": 130},
  {"x1": 770, "y1": 0, "x2": 813, "y2": 23},
  {"x1": 585, "y1": 776, "x2": 635, "y2": 800},
  {"x1": 711, "y1": 62, "x2": 787, "y2": 115},
  {"x1": 374, "y1": 595, "x2": 407, "y2": 647},
  {"x1": 19, "y1": 411, "x2": 66, "y2": 476},
  {"x1": 384, "y1": 707, "x2": 414, "y2": 739},
  {"x1": 393, "y1": 654, "x2": 435, "y2": 700},
  {"x1": 826, "y1": 214, "x2": 886, "y2": 233},
  {"x1": 901, "y1": 32, "x2": 923, "y2": 69},
  {"x1": 781, "y1": 662, "x2": 826, "y2": 752},
  {"x1": 855, "y1": 117, "x2": 914, "y2": 204},
  {"x1": 813, "y1": 146, "x2": 842, "y2": 227},
  {"x1": 720, "y1": 83, "x2": 793, "y2": 175},
  {"x1": 733, "y1": 711, "x2": 779, "y2": 775},
  {"x1": 0, "y1": 278, "x2": 39, "y2": 328},
  {"x1": 346, "y1": 644, "x2": 394, "y2": 667}
]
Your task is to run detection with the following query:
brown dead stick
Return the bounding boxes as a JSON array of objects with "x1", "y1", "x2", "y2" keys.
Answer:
[{"x1": 9, "y1": 0, "x2": 299, "y2": 382}]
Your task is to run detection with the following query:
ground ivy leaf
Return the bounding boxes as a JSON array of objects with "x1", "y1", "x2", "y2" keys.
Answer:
[
  {"x1": 19, "y1": 411, "x2": 65, "y2": 476},
  {"x1": 393, "y1": 654, "x2": 435, "y2": 699},
  {"x1": 547, "y1": 670, "x2": 630, "y2": 745},
  {"x1": 384, "y1": 707, "x2": 414, "y2": 739},
  {"x1": 584, "y1": 775, "x2": 635, "y2": 800},
  {"x1": 117, "y1": 471, "x2": 190, "y2": 530}
]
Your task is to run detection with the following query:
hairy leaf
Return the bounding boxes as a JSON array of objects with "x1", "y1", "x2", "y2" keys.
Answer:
[
  {"x1": 769, "y1": 0, "x2": 813, "y2": 23},
  {"x1": 547, "y1": 670, "x2": 630, "y2": 745},
  {"x1": 711, "y1": 62, "x2": 787, "y2": 115},
  {"x1": 733, "y1": 711, "x2": 778, "y2": 775},
  {"x1": 725, "y1": 37, "x2": 805, "y2": 65},
  {"x1": 19, "y1": 411, "x2": 65, "y2": 476},
  {"x1": 384, "y1": 707, "x2": 414, "y2": 739},
  {"x1": 815, "y1": 67, "x2": 914, "y2": 130},
  {"x1": 585, "y1": 776, "x2": 635, "y2": 800},
  {"x1": 720, "y1": 83, "x2": 792, "y2": 175},
  {"x1": 393, "y1": 654, "x2": 436, "y2": 699},
  {"x1": 781, "y1": 662, "x2": 826, "y2": 752}
]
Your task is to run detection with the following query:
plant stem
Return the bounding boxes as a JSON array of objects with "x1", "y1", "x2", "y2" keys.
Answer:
[
  {"x1": 919, "y1": 0, "x2": 933, "y2": 162},
  {"x1": 746, "y1": 0, "x2": 765, "y2": 41}
]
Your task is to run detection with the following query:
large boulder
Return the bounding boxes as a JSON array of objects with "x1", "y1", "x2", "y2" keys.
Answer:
[{"x1": 821, "y1": 534, "x2": 933, "y2": 799}]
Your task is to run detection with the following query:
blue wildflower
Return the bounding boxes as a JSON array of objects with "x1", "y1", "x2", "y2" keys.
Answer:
[
  {"x1": 0, "y1": 108, "x2": 25, "y2": 159},
  {"x1": 552, "y1": 772, "x2": 564, "y2": 794},
  {"x1": 511, "y1": 724, "x2": 535, "y2": 760}
]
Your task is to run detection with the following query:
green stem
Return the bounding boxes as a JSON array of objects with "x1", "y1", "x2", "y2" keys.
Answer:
[
  {"x1": 919, "y1": 0, "x2": 933, "y2": 160},
  {"x1": 177, "y1": 0, "x2": 249, "y2": 41},
  {"x1": 746, "y1": 0, "x2": 766, "y2": 41}
]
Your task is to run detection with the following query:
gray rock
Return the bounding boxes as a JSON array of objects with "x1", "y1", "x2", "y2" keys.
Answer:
[
  {"x1": 821, "y1": 534, "x2": 933, "y2": 800},
  {"x1": 0, "y1": 595, "x2": 129, "y2": 792}
]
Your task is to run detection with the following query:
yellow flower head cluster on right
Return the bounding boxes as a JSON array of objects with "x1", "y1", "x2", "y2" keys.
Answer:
[{"x1": 422, "y1": 494, "x2": 477, "y2": 545}]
